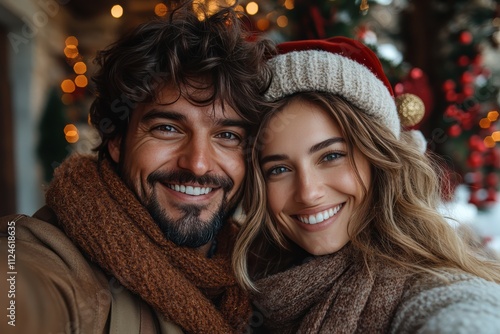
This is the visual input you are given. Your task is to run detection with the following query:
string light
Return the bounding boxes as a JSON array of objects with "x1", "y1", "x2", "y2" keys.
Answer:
[
  {"x1": 360, "y1": 0, "x2": 369, "y2": 12},
  {"x1": 64, "y1": 124, "x2": 79, "y2": 143},
  {"x1": 246, "y1": 2, "x2": 258, "y2": 15},
  {"x1": 61, "y1": 79, "x2": 76, "y2": 93},
  {"x1": 75, "y1": 75, "x2": 88, "y2": 88},
  {"x1": 154, "y1": 3, "x2": 167, "y2": 17},
  {"x1": 277, "y1": 15, "x2": 289, "y2": 28},
  {"x1": 487, "y1": 111, "x2": 499, "y2": 122},
  {"x1": 284, "y1": 0, "x2": 294, "y2": 10},
  {"x1": 65, "y1": 36, "x2": 78, "y2": 47},
  {"x1": 479, "y1": 118, "x2": 491, "y2": 129},
  {"x1": 111, "y1": 5, "x2": 123, "y2": 18},
  {"x1": 73, "y1": 62, "x2": 87, "y2": 74}
]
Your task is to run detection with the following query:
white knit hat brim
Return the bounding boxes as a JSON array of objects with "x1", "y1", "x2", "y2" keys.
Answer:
[{"x1": 265, "y1": 50, "x2": 401, "y2": 139}]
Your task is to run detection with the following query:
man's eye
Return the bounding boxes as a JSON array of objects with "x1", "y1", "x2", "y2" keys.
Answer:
[
  {"x1": 217, "y1": 132, "x2": 238, "y2": 140},
  {"x1": 153, "y1": 125, "x2": 177, "y2": 132}
]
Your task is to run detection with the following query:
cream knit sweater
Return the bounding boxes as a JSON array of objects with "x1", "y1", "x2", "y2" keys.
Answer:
[{"x1": 390, "y1": 271, "x2": 500, "y2": 333}]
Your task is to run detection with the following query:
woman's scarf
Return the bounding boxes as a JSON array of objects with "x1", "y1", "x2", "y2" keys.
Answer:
[
  {"x1": 253, "y1": 244, "x2": 411, "y2": 333},
  {"x1": 45, "y1": 154, "x2": 251, "y2": 334}
]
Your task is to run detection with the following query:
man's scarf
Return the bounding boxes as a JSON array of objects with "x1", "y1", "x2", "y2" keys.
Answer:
[{"x1": 46, "y1": 154, "x2": 251, "y2": 333}]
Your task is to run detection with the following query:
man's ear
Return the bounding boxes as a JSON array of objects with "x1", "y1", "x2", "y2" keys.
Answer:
[{"x1": 108, "y1": 137, "x2": 121, "y2": 164}]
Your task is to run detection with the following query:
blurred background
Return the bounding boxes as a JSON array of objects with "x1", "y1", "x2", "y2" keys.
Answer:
[{"x1": 0, "y1": 0, "x2": 500, "y2": 249}]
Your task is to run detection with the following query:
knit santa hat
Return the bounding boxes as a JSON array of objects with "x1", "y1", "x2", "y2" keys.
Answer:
[{"x1": 265, "y1": 36, "x2": 426, "y2": 150}]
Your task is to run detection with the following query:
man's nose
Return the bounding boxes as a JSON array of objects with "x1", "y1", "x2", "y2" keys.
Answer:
[{"x1": 177, "y1": 136, "x2": 214, "y2": 176}]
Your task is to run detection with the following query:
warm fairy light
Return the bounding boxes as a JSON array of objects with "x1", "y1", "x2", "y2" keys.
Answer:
[
  {"x1": 277, "y1": 15, "x2": 288, "y2": 28},
  {"x1": 484, "y1": 136, "x2": 495, "y2": 148},
  {"x1": 360, "y1": 0, "x2": 369, "y2": 12},
  {"x1": 154, "y1": 3, "x2": 167, "y2": 16},
  {"x1": 73, "y1": 61, "x2": 87, "y2": 74},
  {"x1": 492, "y1": 131, "x2": 500, "y2": 142},
  {"x1": 246, "y1": 2, "x2": 258, "y2": 15},
  {"x1": 479, "y1": 118, "x2": 491, "y2": 129},
  {"x1": 225, "y1": 0, "x2": 236, "y2": 5},
  {"x1": 66, "y1": 131, "x2": 79, "y2": 143},
  {"x1": 284, "y1": 0, "x2": 294, "y2": 10},
  {"x1": 64, "y1": 124, "x2": 78, "y2": 135},
  {"x1": 65, "y1": 36, "x2": 78, "y2": 47},
  {"x1": 235, "y1": 4, "x2": 244, "y2": 13},
  {"x1": 61, "y1": 79, "x2": 76, "y2": 93},
  {"x1": 64, "y1": 45, "x2": 79, "y2": 59},
  {"x1": 111, "y1": 5, "x2": 123, "y2": 18},
  {"x1": 64, "y1": 124, "x2": 79, "y2": 143},
  {"x1": 256, "y1": 18, "x2": 270, "y2": 31},
  {"x1": 61, "y1": 93, "x2": 73, "y2": 105},
  {"x1": 75, "y1": 75, "x2": 88, "y2": 88},
  {"x1": 193, "y1": 0, "x2": 224, "y2": 20},
  {"x1": 488, "y1": 111, "x2": 499, "y2": 122}
]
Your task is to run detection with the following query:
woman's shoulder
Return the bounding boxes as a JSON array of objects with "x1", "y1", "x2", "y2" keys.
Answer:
[{"x1": 390, "y1": 269, "x2": 500, "y2": 334}]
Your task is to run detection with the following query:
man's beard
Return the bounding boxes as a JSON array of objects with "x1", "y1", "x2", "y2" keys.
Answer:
[{"x1": 142, "y1": 170, "x2": 238, "y2": 248}]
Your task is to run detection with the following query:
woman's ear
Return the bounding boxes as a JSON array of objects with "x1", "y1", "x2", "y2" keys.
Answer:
[{"x1": 108, "y1": 137, "x2": 121, "y2": 164}]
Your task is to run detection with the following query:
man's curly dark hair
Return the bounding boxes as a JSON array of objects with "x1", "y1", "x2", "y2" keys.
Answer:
[{"x1": 89, "y1": 0, "x2": 275, "y2": 161}]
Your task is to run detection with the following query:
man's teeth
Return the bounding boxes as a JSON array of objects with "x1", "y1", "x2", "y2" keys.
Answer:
[
  {"x1": 168, "y1": 184, "x2": 213, "y2": 196},
  {"x1": 297, "y1": 204, "x2": 343, "y2": 224}
]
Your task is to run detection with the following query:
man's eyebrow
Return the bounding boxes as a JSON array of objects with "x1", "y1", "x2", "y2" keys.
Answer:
[
  {"x1": 215, "y1": 118, "x2": 250, "y2": 129},
  {"x1": 141, "y1": 109, "x2": 249, "y2": 129},
  {"x1": 141, "y1": 109, "x2": 186, "y2": 123},
  {"x1": 309, "y1": 137, "x2": 345, "y2": 154}
]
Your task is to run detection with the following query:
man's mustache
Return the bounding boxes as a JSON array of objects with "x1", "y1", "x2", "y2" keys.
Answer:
[{"x1": 147, "y1": 170, "x2": 234, "y2": 193}]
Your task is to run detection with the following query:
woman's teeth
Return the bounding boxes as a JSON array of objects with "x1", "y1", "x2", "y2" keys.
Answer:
[{"x1": 297, "y1": 204, "x2": 343, "y2": 224}]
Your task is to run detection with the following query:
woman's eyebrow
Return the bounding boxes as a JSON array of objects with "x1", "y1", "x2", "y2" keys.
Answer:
[
  {"x1": 260, "y1": 154, "x2": 289, "y2": 165},
  {"x1": 309, "y1": 137, "x2": 345, "y2": 154}
]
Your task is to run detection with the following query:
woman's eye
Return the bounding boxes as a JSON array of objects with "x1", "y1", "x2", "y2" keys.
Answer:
[
  {"x1": 268, "y1": 166, "x2": 290, "y2": 176},
  {"x1": 322, "y1": 152, "x2": 344, "y2": 162}
]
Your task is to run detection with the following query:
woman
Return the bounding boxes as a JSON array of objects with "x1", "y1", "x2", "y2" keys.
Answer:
[{"x1": 233, "y1": 37, "x2": 500, "y2": 333}]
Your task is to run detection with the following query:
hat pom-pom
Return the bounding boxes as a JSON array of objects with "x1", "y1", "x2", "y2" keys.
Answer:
[
  {"x1": 408, "y1": 129, "x2": 427, "y2": 154},
  {"x1": 395, "y1": 93, "x2": 425, "y2": 127}
]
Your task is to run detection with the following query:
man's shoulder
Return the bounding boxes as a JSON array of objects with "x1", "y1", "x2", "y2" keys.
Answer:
[{"x1": 0, "y1": 208, "x2": 113, "y2": 333}]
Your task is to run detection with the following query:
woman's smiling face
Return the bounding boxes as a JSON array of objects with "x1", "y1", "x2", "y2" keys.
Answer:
[{"x1": 259, "y1": 98, "x2": 371, "y2": 255}]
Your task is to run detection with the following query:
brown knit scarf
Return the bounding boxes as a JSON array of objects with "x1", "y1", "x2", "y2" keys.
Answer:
[
  {"x1": 253, "y1": 244, "x2": 412, "y2": 333},
  {"x1": 45, "y1": 154, "x2": 251, "y2": 334}
]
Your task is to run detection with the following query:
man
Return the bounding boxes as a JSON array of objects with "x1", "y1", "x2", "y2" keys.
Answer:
[{"x1": 0, "y1": 2, "x2": 274, "y2": 333}]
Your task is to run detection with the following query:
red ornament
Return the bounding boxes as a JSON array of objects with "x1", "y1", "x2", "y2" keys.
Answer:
[
  {"x1": 461, "y1": 71, "x2": 474, "y2": 84},
  {"x1": 486, "y1": 173, "x2": 499, "y2": 187},
  {"x1": 459, "y1": 31, "x2": 473, "y2": 45},
  {"x1": 448, "y1": 124, "x2": 462, "y2": 137},
  {"x1": 445, "y1": 90, "x2": 457, "y2": 102},
  {"x1": 467, "y1": 151, "x2": 484, "y2": 169},
  {"x1": 457, "y1": 55, "x2": 469, "y2": 67},
  {"x1": 486, "y1": 187, "x2": 498, "y2": 202},
  {"x1": 462, "y1": 85, "x2": 475, "y2": 97},
  {"x1": 442, "y1": 79, "x2": 456, "y2": 91}
]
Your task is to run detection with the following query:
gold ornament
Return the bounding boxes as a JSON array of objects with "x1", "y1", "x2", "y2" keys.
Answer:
[
  {"x1": 395, "y1": 93, "x2": 425, "y2": 127},
  {"x1": 360, "y1": 0, "x2": 369, "y2": 12}
]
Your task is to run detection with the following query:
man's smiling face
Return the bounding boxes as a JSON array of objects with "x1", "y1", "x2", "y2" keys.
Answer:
[{"x1": 108, "y1": 85, "x2": 248, "y2": 250}]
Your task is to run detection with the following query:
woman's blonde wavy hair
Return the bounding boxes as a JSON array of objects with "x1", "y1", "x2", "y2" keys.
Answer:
[{"x1": 233, "y1": 92, "x2": 500, "y2": 291}]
